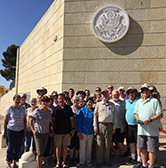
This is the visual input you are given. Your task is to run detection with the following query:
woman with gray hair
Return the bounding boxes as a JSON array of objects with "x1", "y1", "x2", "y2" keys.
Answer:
[
  {"x1": 3, "y1": 94, "x2": 27, "y2": 168},
  {"x1": 69, "y1": 95, "x2": 81, "y2": 166}
]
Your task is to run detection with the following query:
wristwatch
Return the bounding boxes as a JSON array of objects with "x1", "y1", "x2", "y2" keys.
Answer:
[{"x1": 149, "y1": 118, "x2": 152, "y2": 122}]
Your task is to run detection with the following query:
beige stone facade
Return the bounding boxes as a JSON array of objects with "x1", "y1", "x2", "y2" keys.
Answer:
[
  {"x1": 16, "y1": 0, "x2": 65, "y2": 98},
  {"x1": 14, "y1": 0, "x2": 166, "y2": 110},
  {"x1": 0, "y1": 88, "x2": 16, "y2": 116}
]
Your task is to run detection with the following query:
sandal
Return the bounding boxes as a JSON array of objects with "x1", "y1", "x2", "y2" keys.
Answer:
[
  {"x1": 12, "y1": 164, "x2": 18, "y2": 168},
  {"x1": 55, "y1": 164, "x2": 60, "y2": 168},
  {"x1": 62, "y1": 163, "x2": 69, "y2": 168}
]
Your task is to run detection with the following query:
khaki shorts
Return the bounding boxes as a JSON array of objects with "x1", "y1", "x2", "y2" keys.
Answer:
[
  {"x1": 34, "y1": 133, "x2": 49, "y2": 157},
  {"x1": 54, "y1": 134, "x2": 71, "y2": 147}
]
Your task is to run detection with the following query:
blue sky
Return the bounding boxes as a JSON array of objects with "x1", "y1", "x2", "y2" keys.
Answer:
[{"x1": 0, "y1": 0, "x2": 54, "y2": 88}]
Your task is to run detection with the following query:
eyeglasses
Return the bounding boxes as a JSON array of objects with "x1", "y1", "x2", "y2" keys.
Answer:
[
  {"x1": 95, "y1": 90, "x2": 99, "y2": 92},
  {"x1": 21, "y1": 97, "x2": 26, "y2": 98}
]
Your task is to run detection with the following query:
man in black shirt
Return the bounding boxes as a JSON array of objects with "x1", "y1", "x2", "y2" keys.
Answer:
[{"x1": 52, "y1": 93, "x2": 75, "y2": 168}]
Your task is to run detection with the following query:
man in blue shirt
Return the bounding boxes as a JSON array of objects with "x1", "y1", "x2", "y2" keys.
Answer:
[{"x1": 125, "y1": 87, "x2": 141, "y2": 168}]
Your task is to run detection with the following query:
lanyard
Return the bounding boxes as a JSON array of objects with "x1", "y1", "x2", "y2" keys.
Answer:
[{"x1": 104, "y1": 102, "x2": 111, "y2": 110}]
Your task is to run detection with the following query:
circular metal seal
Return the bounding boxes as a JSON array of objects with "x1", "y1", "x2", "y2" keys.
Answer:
[{"x1": 92, "y1": 5, "x2": 130, "y2": 43}]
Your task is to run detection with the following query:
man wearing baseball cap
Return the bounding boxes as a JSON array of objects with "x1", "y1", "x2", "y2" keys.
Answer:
[
  {"x1": 133, "y1": 83, "x2": 163, "y2": 168},
  {"x1": 118, "y1": 86, "x2": 129, "y2": 102},
  {"x1": 125, "y1": 87, "x2": 142, "y2": 167}
]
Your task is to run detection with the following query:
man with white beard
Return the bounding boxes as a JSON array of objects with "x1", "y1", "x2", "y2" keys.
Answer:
[{"x1": 110, "y1": 90, "x2": 127, "y2": 163}]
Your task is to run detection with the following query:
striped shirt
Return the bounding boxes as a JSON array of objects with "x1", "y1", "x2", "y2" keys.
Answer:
[
  {"x1": 5, "y1": 105, "x2": 26, "y2": 131},
  {"x1": 30, "y1": 108, "x2": 52, "y2": 134}
]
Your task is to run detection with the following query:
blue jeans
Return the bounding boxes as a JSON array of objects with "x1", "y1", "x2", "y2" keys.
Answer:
[
  {"x1": 6, "y1": 129, "x2": 24, "y2": 162},
  {"x1": 24, "y1": 131, "x2": 36, "y2": 152}
]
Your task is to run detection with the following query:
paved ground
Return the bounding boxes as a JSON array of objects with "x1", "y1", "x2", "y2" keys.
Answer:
[{"x1": 0, "y1": 114, "x2": 166, "y2": 168}]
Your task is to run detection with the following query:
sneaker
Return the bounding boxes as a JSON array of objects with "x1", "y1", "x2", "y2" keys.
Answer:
[
  {"x1": 78, "y1": 164, "x2": 84, "y2": 168},
  {"x1": 126, "y1": 158, "x2": 136, "y2": 165},
  {"x1": 118, "y1": 154, "x2": 124, "y2": 163},
  {"x1": 110, "y1": 153, "x2": 115, "y2": 157},
  {"x1": 45, "y1": 160, "x2": 49, "y2": 166},
  {"x1": 133, "y1": 162, "x2": 142, "y2": 168},
  {"x1": 87, "y1": 162, "x2": 93, "y2": 167},
  {"x1": 141, "y1": 166, "x2": 148, "y2": 168},
  {"x1": 69, "y1": 158, "x2": 74, "y2": 166},
  {"x1": 110, "y1": 153, "x2": 115, "y2": 159}
]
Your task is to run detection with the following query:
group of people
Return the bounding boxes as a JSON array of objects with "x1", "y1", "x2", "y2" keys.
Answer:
[{"x1": 3, "y1": 84, "x2": 163, "y2": 168}]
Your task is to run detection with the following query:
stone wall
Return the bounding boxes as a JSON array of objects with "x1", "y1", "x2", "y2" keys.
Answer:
[
  {"x1": 62, "y1": 0, "x2": 166, "y2": 108},
  {"x1": 0, "y1": 87, "x2": 16, "y2": 117},
  {"x1": 16, "y1": 0, "x2": 65, "y2": 98},
  {"x1": 62, "y1": 0, "x2": 166, "y2": 129}
]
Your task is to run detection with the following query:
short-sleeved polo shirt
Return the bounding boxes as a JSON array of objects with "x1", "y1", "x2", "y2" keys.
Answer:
[
  {"x1": 52, "y1": 104, "x2": 73, "y2": 134},
  {"x1": 133, "y1": 97, "x2": 162, "y2": 136}
]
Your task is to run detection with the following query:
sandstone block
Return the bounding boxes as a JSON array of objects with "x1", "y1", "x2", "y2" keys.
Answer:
[
  {"x1": 151, "y1": 0, "x2": 166, "y2": 8},
  {"x1": 124, "y1": 0, "x2": 151, "y2": 9},
  {"x1": 145, "y1": 8, "x2": 166, "y2": 20},
  {"x1": 127, "y1": 9, "x2": 145, "y2": 21}
]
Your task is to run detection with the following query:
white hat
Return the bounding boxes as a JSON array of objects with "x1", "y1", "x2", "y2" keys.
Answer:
[
  {"x1": 126, "y1": 86, "x2": 137, "y2": 95},
  {"x1": 140, "y1": 83, "x2": 153, "y2": 92},
  {"x1": 118, "y1": 86, "x2": 125, "y2": 91},
  {"x1": 36, "y1": 87, "x2": 47, "y2": 95}
]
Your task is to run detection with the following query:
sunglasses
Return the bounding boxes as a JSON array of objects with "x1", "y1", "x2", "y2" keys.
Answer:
[
  {"x1": 21, "y1": 97, "x2": 26, "y2": 98},
  {"x1": 108, "y1": 87, "x2": 113, "y2": 89},
  {"x1": 128, "y1": 92, "x2": 134, "y2": 94},
  {"x1": 42, "y1": 100, "x2": 50, "y2": 102}
]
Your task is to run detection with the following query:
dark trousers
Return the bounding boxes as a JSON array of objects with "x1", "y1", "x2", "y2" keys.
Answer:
[
  {"x1": 6, "y1": 129, "x2": 24, "y2": 162},
  {"x1": 24, "y1": 131, "x2": 36, "y2": 152}
]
